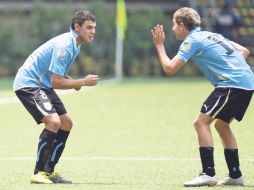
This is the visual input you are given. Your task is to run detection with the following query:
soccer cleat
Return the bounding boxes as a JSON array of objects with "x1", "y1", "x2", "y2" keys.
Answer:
[
  {"x1": 184, "y1": 173, "x2": 218, "y2": 187},
  {"x1": 30, "y1": 172, "x2": 53, "y2": 184},
  {"x1": 48, "y1": 172, "x2": 72, "y2": 184},
  {"x1": 217, "y1": 176, "x2": 244, "y2": 186}
]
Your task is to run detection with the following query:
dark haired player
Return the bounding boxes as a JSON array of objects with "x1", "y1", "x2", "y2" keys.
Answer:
[{"x1": 13, "y1": 10, "x2": 99, "y2": 184}]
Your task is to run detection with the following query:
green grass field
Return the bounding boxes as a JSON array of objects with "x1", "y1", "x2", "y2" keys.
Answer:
[{"x1": 0, "y1": 77, "x2": 254, "y2": 190}]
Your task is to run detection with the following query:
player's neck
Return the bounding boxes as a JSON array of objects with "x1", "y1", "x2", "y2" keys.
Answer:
[{"x1": 76, "y1": 37, "x2": 83, "y2": 47}]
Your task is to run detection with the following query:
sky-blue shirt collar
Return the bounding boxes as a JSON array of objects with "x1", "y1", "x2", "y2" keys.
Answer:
[
  {"x1": 189, "y1": 27, "x2": 201, "y2": 35},
  {"x1": 70, "y1": 27, "x2": 78, "y2": 38},
  {"x1": 70, "y1": 27, "x2": 80, "y2": 49}
]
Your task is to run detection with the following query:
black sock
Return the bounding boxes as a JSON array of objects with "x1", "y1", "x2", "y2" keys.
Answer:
[
  {"x1": 199, "y1": 147, "x2": 215, "y2": 177},
  {"x1": 45, "y1": 129, "x2": 70, "y2": 173},
  {"x1": 34, "y1": 129, "x2": 57, "y2": 174},
  {"x1": 224, "y1": 148, "x2": 242, "y2": 179}
]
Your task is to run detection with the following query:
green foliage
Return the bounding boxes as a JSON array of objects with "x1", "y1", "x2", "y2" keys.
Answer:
[
  {"x1": 78, "y1": 0, "x2": 116, "y2": 76},
  {"x1": 0, "y1": 13, "x2": 23, "y2": 76},
  {"x1": 0, "y1": 0, "x2": 201, "y2": 77}
]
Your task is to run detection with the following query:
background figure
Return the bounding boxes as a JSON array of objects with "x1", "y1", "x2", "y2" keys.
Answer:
[{"x1": 214, "y1": 1, "x2": 243, "y2": 42}]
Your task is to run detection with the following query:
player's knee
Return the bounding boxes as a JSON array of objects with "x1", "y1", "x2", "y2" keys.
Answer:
[
  {"x1": 214, "y1": 119, "x2": 229, "y2": 129},
  {"x1": 60, "y1": 116, "x2": 73, "y2": 131},
  {"x1": 42, "y1": 114, "x2": 61, "y2": 132},
  {"x1": 46, "y1": 120, "x2": 61, "y2": 132},
  {"x1": 63, "y1": 118, "x2": 73, "y2": 131},
  {"x1": 194, "y1": 119, "x2": 203, "y2": 130},
  {"x1": 60, "y1": 114, "x2": 73, "y2": 131},
  {"x1": 214, "y1": 122, "x2": 220, "y2": 130}
]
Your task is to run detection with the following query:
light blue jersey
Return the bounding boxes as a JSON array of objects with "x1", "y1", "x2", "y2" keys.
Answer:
[
  {"x1": 13, "y1": 28, "x2": 81, "y2": 91},
  {"x1": 177, "y1": 27, "x2": 254, "y2": 90}
]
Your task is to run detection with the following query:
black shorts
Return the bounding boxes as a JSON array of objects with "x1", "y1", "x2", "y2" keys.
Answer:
[
  {"x1": 201, "y1": 87, "x2": 253, "y2": 123},
  {"x1": 15, "y1": 87, "x2": 67, "y2": 124}
]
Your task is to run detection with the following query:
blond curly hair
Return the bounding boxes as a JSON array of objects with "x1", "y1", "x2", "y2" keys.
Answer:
[{"x1": 173, "y1": 7, "x2": 201, "y2": 31}]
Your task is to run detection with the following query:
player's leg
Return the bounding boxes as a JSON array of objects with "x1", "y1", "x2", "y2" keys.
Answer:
[
  {"x1": 215, "y1": 119, "x2": 237, "y2": 148},
  {"x1": 46, "y1": 114, "x2": 73, "y2": 183},
  {"x1": 184, "y1": 88, "x2": 233, "y2": 187},
  {"x1": 43, "y1": 90, "x2": 73, "y2": 183},
  {"x1": 194, "y1": 113, "x2": 216, "y2": 177},
  {"x1": 31, "y1": 114, "x2": 61, "y2": 184},
  {"x1": 213, "y1": 88, "x2": 253, "y2": 186},
  {"x1": 15, "y1": 88, "x2": 61, "y2": 183},
  {"x1": 34, "y1": 114, "x2": 61, "y2": 174},
  {"x1": 215, "y1": 119, "x2": 243, "y2": 186},
  {"x1": 45, "y1": 114, "x2": 72, "y2": 172},
  {"x1": 194, "y1": 113, "x2": 214, "y2": 147},
  {"x1": 184, "y1": 113, "x2": 218, "y2": 187}
]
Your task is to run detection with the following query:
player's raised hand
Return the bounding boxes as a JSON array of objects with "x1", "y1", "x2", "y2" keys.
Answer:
[
  {"x1": 83, "y1": 74, "x2": 99, "y2": 86},
  {"x1": 151, "y1": 24, "x2": 165, "y2": 45}
]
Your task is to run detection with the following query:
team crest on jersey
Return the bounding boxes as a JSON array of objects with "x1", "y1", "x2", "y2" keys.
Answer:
[
  {"x1": 56, "y1": 49, "x2": 66, "y2": 60},
  {"x1": 43, "y1": 102, "x2": 52, "y2": 111},
  {"x1": 182, "y1": 42, "x2": 191, "y2": 52}
]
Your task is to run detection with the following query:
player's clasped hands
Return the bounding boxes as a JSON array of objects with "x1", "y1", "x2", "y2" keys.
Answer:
[{"x1": 151, "y1": 24, "x2": 165, "y2": 45}]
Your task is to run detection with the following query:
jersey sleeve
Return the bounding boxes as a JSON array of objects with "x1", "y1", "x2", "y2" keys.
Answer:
[
  {"x1": 177, "y1": 38, "x2": 201, "y2": 63},
  {"x1": 49, "y1": 48, "x2": 72, "y2": 76}
]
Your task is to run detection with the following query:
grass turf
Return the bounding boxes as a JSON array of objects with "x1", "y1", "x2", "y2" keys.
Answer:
[{"x1": 0, "y1": 77, "x2": 254, "y2": 190}]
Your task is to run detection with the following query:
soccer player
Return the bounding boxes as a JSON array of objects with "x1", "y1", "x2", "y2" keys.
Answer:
[
  {"x1": 151, "y1": 7, "x2": 254, "y2": 187},
  {"x1": 13, "y1": 10, "x2": 99, "y2": 184}
]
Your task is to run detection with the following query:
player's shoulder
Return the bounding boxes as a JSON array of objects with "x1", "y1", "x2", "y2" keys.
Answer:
[
  {"x1": 53, "y1": 33, "x2": 73, "y2": 48},
  {"x1": 188, "y1": 30, "x2": 211, "y2": 42},
  {"x1": 183, "y1": 32, "x2": 204, "y2": 48},
  {"x1": 46, "y1": 33, "x2": 75, "y2": 58}
]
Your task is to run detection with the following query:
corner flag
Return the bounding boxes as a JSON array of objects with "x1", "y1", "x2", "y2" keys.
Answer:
[
  {"x1": 116, "y1": 0, "x2": 127, "y2": 40},
  {"x1": 115, "y1": 0, "x2": 127, "y2": 80}
]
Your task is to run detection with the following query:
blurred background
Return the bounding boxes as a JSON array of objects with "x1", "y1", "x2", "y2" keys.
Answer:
[{"x1": 0, "y1": 0, "x2": 254, "y2": 79}]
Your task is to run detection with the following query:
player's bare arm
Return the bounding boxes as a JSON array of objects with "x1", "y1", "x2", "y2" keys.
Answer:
[
  {"x1": 52, "y1": 73, "x2": 99, "y2": 90},
  {"x1": 151, "y1": 24, "x2": 184, "y2": 76},
  {"x1": 63, "y1": 75, "x2": 81, "y2": 91},
  {"x1": 231, "y1": 41, "x2": 250, "y2": 59}
]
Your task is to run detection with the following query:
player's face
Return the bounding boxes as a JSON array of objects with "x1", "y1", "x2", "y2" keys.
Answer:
[
  {"x1": 76, "y1": 20, "x2": 96, "y2": 44},
  {"x1": 172, "y1": 17, "x2": 185, "y2": 40}
]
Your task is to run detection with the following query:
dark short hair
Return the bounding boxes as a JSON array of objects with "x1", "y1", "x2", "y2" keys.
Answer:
[{"x1": 71, "y1": 10, "x2": 96, "y2": 30}]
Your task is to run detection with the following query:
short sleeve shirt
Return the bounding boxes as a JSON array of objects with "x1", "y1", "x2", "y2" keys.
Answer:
[
  {"x1": 13, "y1": 28, "x2": 81, "y2": 90},
  {"x1": 177, "y1": 27, "x2": 254, "y2": 90}
]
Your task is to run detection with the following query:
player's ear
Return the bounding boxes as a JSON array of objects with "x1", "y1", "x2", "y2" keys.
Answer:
[
  {"x1": 74, "y1": 23, "x2": 80, "y2": 32},
  {"x1": 180, "y1": 23, "x2": 185, "y2": 30}
]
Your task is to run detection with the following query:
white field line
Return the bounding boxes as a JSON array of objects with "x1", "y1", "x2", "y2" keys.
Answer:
[
  {"x1": 0, "y1": 97, "x2": 19, "y2": 105},
  {"x1": 1, "y1": 156, "x2": 254, "y2": 162}
]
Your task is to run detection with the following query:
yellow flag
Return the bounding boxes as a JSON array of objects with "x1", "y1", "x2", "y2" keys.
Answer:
[{"x1": 116, "y1": 0, "x2": 127, "y2": 40}]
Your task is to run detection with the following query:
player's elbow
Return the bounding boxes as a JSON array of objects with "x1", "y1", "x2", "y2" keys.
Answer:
[
  {"x1": 243, "y1": 48, "x2": 250, "y2": 59},
  {"x1": 51, "y1": 80, "x2": 60, "y2": 89},
  {"x1": 51, "y1": 78, "x2": 62, "y2": 89},
  {"x1": 164, "y1": 66, "x2": 176, "y2": 76},
  {"x1": 51, "y1": 74, "x2": 65, "y2": 89}
]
